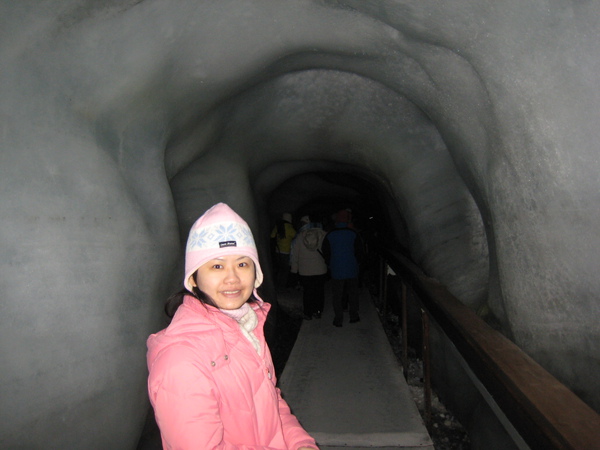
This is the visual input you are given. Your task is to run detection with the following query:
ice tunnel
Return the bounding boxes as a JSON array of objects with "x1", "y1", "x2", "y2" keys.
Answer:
[{"x1": 1, "y1": 1, "x2": 599, "y2": 448}]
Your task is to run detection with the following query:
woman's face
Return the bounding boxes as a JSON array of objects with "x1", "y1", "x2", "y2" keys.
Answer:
[{"x1": 191, "y1": 255, "x2": 256, "y2": 310}]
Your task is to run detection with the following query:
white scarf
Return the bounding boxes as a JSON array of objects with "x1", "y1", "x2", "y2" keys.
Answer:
[{"x1": 220, "y1": 303, "x2": 261, "y2": 355}]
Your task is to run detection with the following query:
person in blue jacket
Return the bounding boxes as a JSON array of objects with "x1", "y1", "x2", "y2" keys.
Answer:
[{"x1": 322, "y1": 209, "x2": 363, "y2": 327}]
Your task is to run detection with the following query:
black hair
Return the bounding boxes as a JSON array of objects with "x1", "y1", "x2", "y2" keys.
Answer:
[
  {"x1": 276, "y1": 218, "x2": 286, "y2": 239},
  {"x1": 164, "y1": 288, "x2": 191, "y2": 318}
]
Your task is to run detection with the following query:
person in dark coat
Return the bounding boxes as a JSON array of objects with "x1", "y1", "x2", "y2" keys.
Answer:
[{"x1": 322, "y1": 209, "x2": 363, "y2": 327}]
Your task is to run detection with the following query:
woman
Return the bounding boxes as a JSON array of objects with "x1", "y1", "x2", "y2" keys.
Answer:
[{"x1": 147, "y1": 203, "x2": 318, "y2": 449}]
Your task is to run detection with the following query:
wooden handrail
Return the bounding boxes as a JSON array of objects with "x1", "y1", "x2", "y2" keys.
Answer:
[{"x1": 380, "y1": 248, "x2": 600, "y2": 450}]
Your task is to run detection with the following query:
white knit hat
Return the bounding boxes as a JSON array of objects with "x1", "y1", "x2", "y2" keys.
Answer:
[{"x1": 184, "y1": 203, "x2": 263, "y2": 292}]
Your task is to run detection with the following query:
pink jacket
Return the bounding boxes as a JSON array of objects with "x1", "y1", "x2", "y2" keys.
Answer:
[{"x1": 147, "y1": 295, "x2": 317, "y2": 450}]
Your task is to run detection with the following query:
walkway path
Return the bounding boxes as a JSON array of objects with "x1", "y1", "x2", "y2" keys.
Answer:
[{"x1": 278, "y1": 285, "x2": 433, "y2": 450}]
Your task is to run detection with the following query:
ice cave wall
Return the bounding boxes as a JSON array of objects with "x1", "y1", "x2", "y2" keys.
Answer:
[{"x1": 1, "y1": 1, "x2": 599, "y2": 447}]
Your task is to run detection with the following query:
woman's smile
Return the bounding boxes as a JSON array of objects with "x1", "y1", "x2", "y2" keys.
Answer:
[{"x1": 220, "y1": 289, "x2": 244, "y2": 298}]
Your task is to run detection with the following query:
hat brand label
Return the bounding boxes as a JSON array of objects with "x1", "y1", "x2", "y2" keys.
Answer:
[{"x1": 219, "y1": 240, "x2": 237, "y2": 248}]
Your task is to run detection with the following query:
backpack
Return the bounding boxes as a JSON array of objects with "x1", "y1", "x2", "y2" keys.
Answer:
[{"x1": 303, "y1": 228, "x2": 321, "y2": 251}]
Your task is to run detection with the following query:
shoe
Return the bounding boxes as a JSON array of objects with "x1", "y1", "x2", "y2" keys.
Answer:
[
  {"x1": 313, "y1": 311, "x2": 322, "y2": 319},
  {"x1": 349, "y1": 316, "x2": 360, "y2": 324},
  {"x1": 333, "y1": 318, "x2": 343, "y2": 327},
  {"x1": 303, "y1": 314, "x2": 312, "y2": 320}
]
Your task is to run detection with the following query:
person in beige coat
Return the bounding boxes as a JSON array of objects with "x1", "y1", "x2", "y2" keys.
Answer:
[{"x1": 291, "y1": 216, "x2": 328, "y2": 320}]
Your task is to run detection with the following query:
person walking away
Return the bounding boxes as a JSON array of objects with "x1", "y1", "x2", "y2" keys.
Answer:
[
  {"x1": 270, "y1": 212, "x2": 296, "y2": 289},
  {"x1": 147, "y1": 203, "x2": 318, "y2": 449},
  {"x1": 290, "y1": 216, "x2": 328, "y2": 320},
  {"x1": 322, "y1": 209, "x2": 363, "y2": 327}
]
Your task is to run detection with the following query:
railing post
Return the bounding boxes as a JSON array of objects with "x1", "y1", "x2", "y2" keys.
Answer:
[
  {"x1": 381, "y1": 259, "x2": 388, "y2": 316},
  {"x1": 378, "y1": 256, "x2": 385, "y2": 311},
  {"x1": 421, "y1": 308, "x2": 432, "y2": 429},
  {"x1": 402, "y1": 281, "x2": 408, "y2": 379}
]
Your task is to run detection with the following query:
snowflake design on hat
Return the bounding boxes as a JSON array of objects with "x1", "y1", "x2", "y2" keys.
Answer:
[
  {"x1": 187, "y1": 228, "x2": 209, "y2": 251},
  {"x1": 187, "y1": 222, "x2": 255, "y2": 251},
  {"x1": 214, "y1": 223, "x2": 238, "y2": 241},
  {"x1": 238, "y1": 226, "x2": 254, "y2": 244}
]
